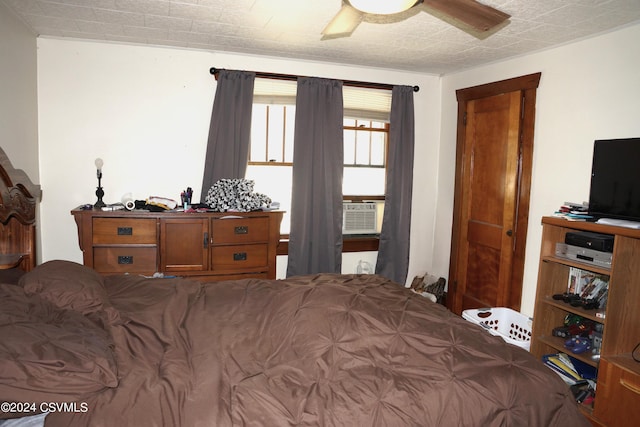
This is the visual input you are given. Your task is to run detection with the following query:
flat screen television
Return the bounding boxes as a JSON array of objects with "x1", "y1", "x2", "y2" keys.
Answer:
[{"x1": 588, "y1": 137, "x2": 640, "y2": 222}]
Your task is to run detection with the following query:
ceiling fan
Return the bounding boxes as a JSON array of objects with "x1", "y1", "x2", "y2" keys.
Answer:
[{"x1": 321, "y1": 0, "x2": 511, "y2": 39}]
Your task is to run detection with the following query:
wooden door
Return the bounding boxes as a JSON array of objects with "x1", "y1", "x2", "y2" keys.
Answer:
[
  {"x1": 448, "y1": 73, "x2": 541, "y2": 315},
  {"x1": 160, "y1": 218, "x2": 209, "y2": 272},
  {"x1": 457, "y1": 91, "x2": 520, "y2": 310}
]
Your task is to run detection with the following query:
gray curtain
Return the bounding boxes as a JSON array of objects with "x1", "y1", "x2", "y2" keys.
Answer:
[
  {"x1": 286, "y1": 77, "x2": 344, "y2": 277},
  {"x1": 375, "y1": 85, "x2": 415, "y2": 284},
  {"x1": 200, "y1": 70, "x2": 256, "y2": 203}
]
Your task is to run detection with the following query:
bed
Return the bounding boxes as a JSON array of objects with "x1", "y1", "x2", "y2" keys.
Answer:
[
  {"x1": 0, "y1": 150, "x2": 590, "y2": 427},
  {"x1": 0, "y1": 147, "x2": 40, "y2": 278}
]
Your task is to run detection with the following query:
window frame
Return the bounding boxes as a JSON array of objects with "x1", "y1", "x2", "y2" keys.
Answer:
[
  {"x1": 248, "y1": 106, "x2": 390, "y2": 174},
  {"x1": 248, "y1": 101, "x2": 388, "y2": 255},
  {"x1": 342, "y1": 120, "x2": 389, "y2": 169}
]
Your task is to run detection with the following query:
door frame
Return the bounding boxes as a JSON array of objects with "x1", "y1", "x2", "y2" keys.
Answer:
[{"x1": 447, "y1": 73, "x2": 541, "y2": 314}]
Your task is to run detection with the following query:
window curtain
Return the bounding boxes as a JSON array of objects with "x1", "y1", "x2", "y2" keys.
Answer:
[
  {"x1": 375, "y1": 85, "x2": 415, "y2": 285},
  {"x1": 200, "y1": 70, "x2": 256, "y2": 203},
  {"x1": 286, "y1": 77, "x2": 344, "y2": 277}
]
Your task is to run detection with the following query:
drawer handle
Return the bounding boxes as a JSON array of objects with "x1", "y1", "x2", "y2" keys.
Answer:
[
  {"x1": 620, "y1": 378, "x2": 640, "y2": 395},
  {"x1": 117, "y1": 227, "x2": 133, "y2": 236},
  {"x1": 118, "y1": 255, "x2": 134, "y2": 264},
  {"x1": 233, "y1": 252, "x2": 247, "y2": 261},
  {"x1": 234, "y1": 226, "x2": 248, "y2": 234}
]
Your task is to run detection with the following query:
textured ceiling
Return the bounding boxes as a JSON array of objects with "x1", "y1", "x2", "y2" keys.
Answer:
[{"x1": 3, "y1": 0, "x2": 640, "y2": 75}]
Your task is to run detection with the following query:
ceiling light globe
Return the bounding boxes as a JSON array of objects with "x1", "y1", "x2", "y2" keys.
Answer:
[{"x1": 349, "y1": 0, "x2": 418, "y2": 15}]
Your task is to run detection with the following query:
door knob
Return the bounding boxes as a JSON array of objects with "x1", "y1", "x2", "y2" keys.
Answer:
[{"x1": 506, "y1": 229, "x2": 513, "y2": 236}]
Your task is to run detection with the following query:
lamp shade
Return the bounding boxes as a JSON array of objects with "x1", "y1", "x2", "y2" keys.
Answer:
[{"x1": 349, "y1": 0, "x2": 418, "y2": 15}]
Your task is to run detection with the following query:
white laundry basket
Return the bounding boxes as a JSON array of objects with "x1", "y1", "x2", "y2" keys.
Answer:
[{"x1": 462, "y1": 307, "x2": 532, "y2": 351}]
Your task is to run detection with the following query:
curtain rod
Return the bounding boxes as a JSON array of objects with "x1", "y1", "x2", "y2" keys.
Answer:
[{"x1": 209, "y1": 67, "x2": 419, "y2": 92}]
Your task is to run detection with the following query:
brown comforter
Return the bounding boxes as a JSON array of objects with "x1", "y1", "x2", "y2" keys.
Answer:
[{"x1": 1, "y1": 262, "x2": 589, "y2": 426}]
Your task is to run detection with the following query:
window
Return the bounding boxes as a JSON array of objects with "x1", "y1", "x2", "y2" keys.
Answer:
[
  {"x1": 343, "y1": 119, "x2": 388, "y2": 197},
  {"x1": 249, "y1": 104, "x2": 295, "y2": 164},
  {"x1": 245, "y1": 79, "x2": 390, "y2": 235}
]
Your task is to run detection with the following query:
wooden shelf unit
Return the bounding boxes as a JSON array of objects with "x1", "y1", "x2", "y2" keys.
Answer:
[{"x1": 531, "y1": 216, "x2": 640, "y2": 426}]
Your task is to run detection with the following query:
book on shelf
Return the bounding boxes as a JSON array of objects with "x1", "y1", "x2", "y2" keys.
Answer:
[
  {"x1": 542, "y1": 353, "x2": 597, "y2": 385},
  {"x1": 552, "y1": 211, "x2": 594, "y2": 221}
]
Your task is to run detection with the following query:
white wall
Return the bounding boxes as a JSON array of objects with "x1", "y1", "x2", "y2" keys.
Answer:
[
  {"x1": 36, "y1": 23, "x2": 640, "y2": 301},
  {"x1": 0, "y1": 2, "x2": 41, "y2": 263},
  {"x1": 0, "y1": 2, "x2": 39, "y2": 182},
  {"x1": 437, "y1": 23, "x2": 640, "y2": 315},
  {"x1": 37, "y1": 38, "x2": 441, "y2": 281}
]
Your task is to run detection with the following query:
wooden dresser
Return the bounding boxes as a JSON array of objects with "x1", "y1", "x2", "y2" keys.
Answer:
[{"x1": 71, "y1": 208, "x2": 283, "y2": 281}]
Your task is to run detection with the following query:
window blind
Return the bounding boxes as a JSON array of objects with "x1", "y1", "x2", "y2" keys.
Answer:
[{"x1": 253, "y1": 78, "x2": 391, "y2": 122}]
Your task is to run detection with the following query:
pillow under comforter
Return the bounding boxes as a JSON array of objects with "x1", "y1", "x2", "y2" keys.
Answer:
[{"x1": 0, "y1": 283, "x2": 118, "y2": 417}]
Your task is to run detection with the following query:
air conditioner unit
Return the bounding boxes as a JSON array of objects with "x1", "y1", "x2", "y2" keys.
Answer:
[{"x1": 343, "y1": 202, "x2": 378, "y2": 235}]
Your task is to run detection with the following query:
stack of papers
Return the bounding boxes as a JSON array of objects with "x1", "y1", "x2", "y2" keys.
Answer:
[
  {"x1": 553, "y1": 202, "x2": 593, "y2": 221},
  {"x1": 542, "y1": 352, "x2": 596, "y2": 385},
  {"x1": 596, "y1": 217, "x2": 640, "y2": 229}
]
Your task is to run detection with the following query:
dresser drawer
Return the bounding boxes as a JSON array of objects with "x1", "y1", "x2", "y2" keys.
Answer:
[
  {"x1": 593, "y1": 358, "x2": 640, "y2": 425},
  {"x1": 93, "y1": 247, "x2": 157, "y2": 273},
  {"x1": 211, "y1": 244, "x2": 268, "y2": 271},
  {"x1": 212, "y1": 217, "x2": 269, "y2": 244},
  {"x1": 93, "y1": 218, "x2": 157, "y2": 244}
]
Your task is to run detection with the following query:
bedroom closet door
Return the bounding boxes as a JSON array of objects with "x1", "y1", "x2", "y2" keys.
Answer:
[{"x1": 447, "y1": 73, "x2": 541, "y2": 315}]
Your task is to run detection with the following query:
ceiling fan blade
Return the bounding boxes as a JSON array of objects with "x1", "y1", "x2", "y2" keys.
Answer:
[
  {"x1": 321, "y1": 4, "x2": 364, "y2": 39},
  {"x1": 423, "y1": 0, "x2": 510, "y2": 32}
]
